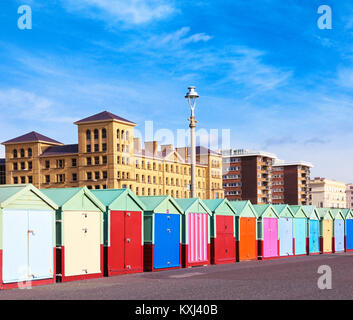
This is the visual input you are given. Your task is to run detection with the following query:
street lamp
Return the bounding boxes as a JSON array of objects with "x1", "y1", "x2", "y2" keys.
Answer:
[{"x1": 185, "y1": 86, "x2": 199, "y2": 199}]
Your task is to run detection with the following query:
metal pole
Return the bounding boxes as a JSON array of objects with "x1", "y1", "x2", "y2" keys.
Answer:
[{"x1": 189, "y1": 108, "x2": 197, "y2": 198}]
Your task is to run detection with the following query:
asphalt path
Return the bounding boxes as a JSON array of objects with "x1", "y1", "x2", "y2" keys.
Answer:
[{"x1": 1, "y1": 252, "x2": 352, "y2": 300}]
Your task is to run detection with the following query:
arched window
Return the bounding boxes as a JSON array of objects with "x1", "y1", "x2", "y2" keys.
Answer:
[
  {"x1": 121, "y1": 130, "x2": 125, "y2": 140},
  {"x1": 117, "y1": 129, "x2": 120, "y2": 139},
  {"x1": 13, "y1": 149, "x2": 18, "y2": 158},
  {"x1": 126, "y1": 131, "x2": 129, "y2": 140},
  {"x1": 102, "y1": 128, "x2": 107, "y2": 139},
  {"x1": 28, "y1": 148, "x2": 32, "y2": 157},
  {"x1": 94, "y1": 129, "x2": 99, "y2": 140},
  {"x1": 86, "y1": 130, "x2": 91, "y2": 140},
  {"x1": 20, "y1": 149, "x2": 25, "y2": 158}
]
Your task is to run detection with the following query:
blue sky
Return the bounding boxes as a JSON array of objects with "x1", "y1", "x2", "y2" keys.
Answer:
[{"x1": 0, "y1": 0, "x2": 352, "y2": 182}]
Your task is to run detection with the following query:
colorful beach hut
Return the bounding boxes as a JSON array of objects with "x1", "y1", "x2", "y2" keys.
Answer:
[
  {"x1": 175, "y1": 198, "x2": 212, "y2": 268},
  {"x1": 254, "y1": 204, "x2": 279, "y2": 260},
  {"x1": 42, "y1": 187, "x2": 105, "y2": 282},
  {"x1": 343, "y1": 209, "x2": 353, "y2": 251},
  {"x1": 330, "y1": 209, "x2": 345, "y2": 253},
  {"x1": 230, "y1": 201, "x2": 258, "y2": 262},
  {"x1": 0, "y1": 184, "x2": 58, "y2": 289},
  {"x1": 303, "y1": 205, "x2": 320, "y2": 255},
  {"x1": 92, "y1": 189, "x2": 145, "y2": 276},
  {"x1": 317, "y1": 208, "x2": 333, "y2": 254},
  {"x1": 138, "y1": 196, "x2": 183, "y2": 272},
  {"x1": 203, "y1": 199, "x2": 236, "y2": 265},
  {"x1": 289, "y1": 205, "x2": 308, "y2": 256},
  {"x1": 273, "y1": 205, "x2": 294, "y2": 257}
]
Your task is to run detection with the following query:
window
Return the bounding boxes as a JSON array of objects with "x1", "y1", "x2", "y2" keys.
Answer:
[
  {"x1": 13, "y1": 149, "x2": 18, "y2": 158},
  {"x1": 72, "y1": 173, "x2": 77, "y2": 182},
  {"x1": 87, "y1": 172, "x2": 92, "y2": 181},
  {"x1": 136, "y1": 174, "x2": 139, "y2": 182},
  {"x1": 95, "y1": 156, "x2": 100, "y2": 165},
  {"x1": 102, "y1": 128, "x2": 107, "y2": 139},
  {"x1": 95, "y1": 185, "x2": 100, "y2": 190},
  {"x1": 57, "y1": 174, "x2": 65, "y2": 183},
  {"x1": 13, "y1": 163, "x2": 18, "y2": 171},
  {"x1": 117, "y1": 144, "x2": 120, "y2": 152},
  {"x1": 45, "y1": 175, "x2": 50, "y2": 183},
  {"x1": 86, "y1": 130, "x2": 91, "y2": 140},
  {"x1": 87, "y1": 186, "x2": 92, "y2": 190},
  {"x1": 102, "y1": 185, "x2": 107, "y2": 189},
  {"x1": 121, "y1": 130, "x2": 125, "y2": 140},
  {"x1": 117, "y1": 129, "x2": 120, "y2": 139},
  {"x1": 28, "y1": 161, "x2": 32, "y2": 170},
  {"x1": 13, "y1": 177, "x2": 18, "y2": 184},
  {"x1": 95, "y1": 172, "x2": 100, "y2": 180},
  {"x1": 102, "y1": 143, "x2": 107, "y2": 152},
  {"x1": 72, "y1": 158, "x2": 77, "y2": 167},
  {"x1": 45, "y1": 160, "x2": 50, "y2": 169},
  {"x1": 21, "y1": 176, "x2": 26, "y2": 184},
  {"x1": 86, "y1": 145, "x2": 91, "y2": 153},
  {"x1": 102, "y1": 156, "x2": 107, "y2": 164},
  {"x1": 28, "y1": 176, "x2": 33, "y2": 184},
  {"x1": 28, "y1": 148, "x2": 32, "y2": 157},
  {"x1": 56, "y1": 159, "x2": 65, "y2": 169},
  {"x1": 21, "y1": 162, "x2": 25, "y2": 170},
  {"x1": 126, "y1": 131, "x2": 129, "y2": 140},
  {"x1": 94, "y1": 129, "x2": 99, "y2": 140},
  {"x1": 103, "y1": 171, "x2": 107, "y2": 179},
  {"x1": 20, "y1": 149, "x2": 25, "y2": 158},
  {"x1": 94, "y1": 144, "x2": 99, "y2": 152},
  {"x1": 87, "y1": 157, "x2": 92, "y2": 166}
]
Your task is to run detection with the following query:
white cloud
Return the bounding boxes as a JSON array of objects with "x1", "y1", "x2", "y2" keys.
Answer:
[{"x1": 61, "y1": 0, "x2": 175, "y2": 25}]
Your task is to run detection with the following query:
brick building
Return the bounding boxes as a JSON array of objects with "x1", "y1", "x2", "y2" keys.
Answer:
[
  {"x1": 0, "y1": 159, "x2": 5, "y2": 185},
  {"x1": 272, "y1": 160, "x2": 313, "y2": 205},
  {"x1": 222, "y1": 149, "x2": 276, "y2": 204},
  {"x1": 346, "y1": 184, "x2": 353, "y2": 209},
  {"x1": 2, "y1": 111, "x2": 223, "y2": 199}
]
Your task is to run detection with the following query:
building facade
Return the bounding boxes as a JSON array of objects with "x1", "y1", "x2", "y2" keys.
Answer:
[
  {"x1": 346, "y1": 184, "x2": 353, "y2": 209},
  {"x1": 222, "y1": 149, "x2": 276, "y2": 204},
  {"x1": 2, "y1": 111, "x2": 223, "y2": 199},
  {"x1": 309, "y1": 177, "x2": 347, "y2": 209},
  {"x1": 0, "y1": 159, "x2": 5, "y2": 185},
  {"x1": 272, "y1": 160, "x2": 313, "y2": 205}
]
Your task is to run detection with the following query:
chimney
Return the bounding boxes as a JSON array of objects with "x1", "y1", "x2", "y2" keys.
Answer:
[
  {"x1": 134, "y1": 138, "x2": 141, "y2": 154},
  {"x1": 144, "y1": 141, "x2": 158, "y2": 157},
  {"x1": 161, "y1": 144, "x2": 174, "y2": 156}
]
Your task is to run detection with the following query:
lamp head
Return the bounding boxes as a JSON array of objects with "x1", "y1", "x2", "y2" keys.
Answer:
[{"x1": 185, "y1": 86, "x2": 199, "y2": 100}]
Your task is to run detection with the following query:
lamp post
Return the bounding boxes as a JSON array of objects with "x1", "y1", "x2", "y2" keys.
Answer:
[{"x1": 185, "y1": 86, "x2": 199, "y2": 199}]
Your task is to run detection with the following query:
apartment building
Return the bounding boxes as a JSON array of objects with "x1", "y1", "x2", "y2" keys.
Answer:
[
  {"x1": 2, "y1": 111, "x2": 223, "y2": 199},
  {"x1": 309, "y1": 177, "x2": 347, "y2": 208},
  {"x1": 0, "y1": 159, "x2": 5, "y2": 184},
  {"x1": 272, "y1": 160, "x2": 313, "y2": 205},
  {"x1": 222, "y1": 149, "x2": 276, "y2": 204},
  {"x1": 346, "y1": 184, "x2": 353, "y2": 209}
]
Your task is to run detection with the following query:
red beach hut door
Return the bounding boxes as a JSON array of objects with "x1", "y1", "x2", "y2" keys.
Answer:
[
  {"x1": 109, "y1": 211, "x2": 142, "y2": 274},
  {"x1": 216, "y1": 215, "x2": 235, "y2": 262}
]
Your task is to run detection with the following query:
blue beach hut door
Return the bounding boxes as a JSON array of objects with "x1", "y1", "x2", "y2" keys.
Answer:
[
  {"x1": 334, "y1": 220, "x2": 344, "y2": 252},
  {"x1": 347, "y1": 220, "x2": 353, "y2": 250},
  {"x1": 279, "y1": 218, "x2": 293, "y2": 256},
  {"x1": 309, "y1": 220, "x2": 319, "y2": 253},
  {"x1": 154, "y1": 214, "x2": 180, "y2": 269},
  {"x1": 294, "y1": 218, "x2": 306, "y2": 255}
]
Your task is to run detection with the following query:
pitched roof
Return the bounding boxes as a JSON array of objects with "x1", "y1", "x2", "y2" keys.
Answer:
[
  {"x1": 41, "y1": 188, "x2": 83, "y2": 207},
  {"x1": 2, "y1": 131, "x2": 62, "y2": 145},
  {"x1": 0, "y1": 184, "x2": 58, "y2": 209},
  {"x1": 40, "y1": 144, "x2": 78, "y2": 156},
  {"x1": 74, "y1": 111, "x2": 136, "y2": 125}
]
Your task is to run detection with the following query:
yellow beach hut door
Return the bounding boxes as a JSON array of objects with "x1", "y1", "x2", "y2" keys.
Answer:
[
  {"x1": 323, "y1": 220, "x2": 332, "y2": 253},
  {"x1": 64, "y1": 212, "x2": 101, "y2": 276}
]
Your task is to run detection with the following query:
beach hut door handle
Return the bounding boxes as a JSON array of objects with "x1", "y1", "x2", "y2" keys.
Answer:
[
  {"x1": 127, "y1": 212, "x2": 131, "y2": 217},
  {"x1": 127, "y1": 265, "x2": 131, "y2": 269},
  {"x1": 126, "y1": 238, "x2": 131, "y2": 243},
  {"x1": 83, "y1": 228, "x2": 88, "y2": 233},
  {"x1": 28, "y1": 230, "x2": 35, "y2": 236},
  {"x1": 167, "y1": 229, "x2": 171, "y2": 233}
]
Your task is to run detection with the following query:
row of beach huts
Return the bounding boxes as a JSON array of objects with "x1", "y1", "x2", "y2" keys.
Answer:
[{"x1": 0, "y1": 184, "x2": 352, "y2": 290}]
